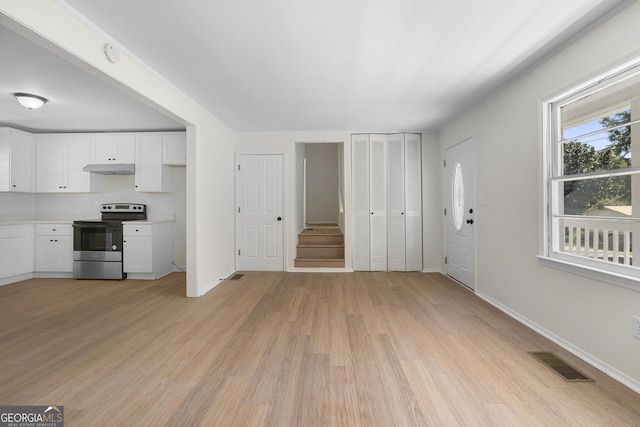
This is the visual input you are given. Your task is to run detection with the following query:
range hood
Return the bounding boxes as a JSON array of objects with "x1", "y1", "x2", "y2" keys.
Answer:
[{"x1": 83, "y1": 163, "x2": 135, "y2": 175}]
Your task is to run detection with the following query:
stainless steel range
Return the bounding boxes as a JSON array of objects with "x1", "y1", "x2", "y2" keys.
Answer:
[{"x1": 73, "y1": 203, "x2": 147, "y2": 280}]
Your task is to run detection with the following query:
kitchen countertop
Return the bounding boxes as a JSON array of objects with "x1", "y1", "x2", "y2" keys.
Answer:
[{"x1": 0, "y1": 216, "x2": 174, "y2": 226}]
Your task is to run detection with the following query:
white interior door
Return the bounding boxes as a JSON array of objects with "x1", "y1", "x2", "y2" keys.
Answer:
[
  {"x1": 236, "y1": 154, "x2": 284, "y2": 271},
  {"x1": 444, "y1": 138, "x2": 475, "y2": 289}
]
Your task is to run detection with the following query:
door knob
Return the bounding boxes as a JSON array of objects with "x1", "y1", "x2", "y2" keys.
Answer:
[
  {"x1": 466, "y1": 219, "x2": 474, "y2": 224},
  {"x1": 277, "y1": 217, "x2": 282, "y2": 221}
]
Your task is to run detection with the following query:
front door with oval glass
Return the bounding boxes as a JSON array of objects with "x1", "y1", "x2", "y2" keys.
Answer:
[{"x1": 444, "y1": 138, "x2": 475, "y2": 289}]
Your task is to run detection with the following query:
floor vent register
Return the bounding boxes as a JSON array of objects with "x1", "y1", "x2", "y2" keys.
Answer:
[{"x1": 529, "y1": 352, "x2": 594, "y2": 382}]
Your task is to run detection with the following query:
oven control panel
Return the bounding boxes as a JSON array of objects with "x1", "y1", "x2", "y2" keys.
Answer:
[{"x1": 101, "y1": 203, "x2": 146, "y2": 213}]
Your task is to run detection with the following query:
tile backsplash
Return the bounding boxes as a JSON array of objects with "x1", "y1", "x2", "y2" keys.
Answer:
[
  {"x1": 1, "y1": 174, "x2": 178, "y2": 221},
  {"x1": 35, "y1": 192, "x2": 175, "y2": 220},
  {"x1": 0, "y1": 193, "x2": 37, "y2": 221}
]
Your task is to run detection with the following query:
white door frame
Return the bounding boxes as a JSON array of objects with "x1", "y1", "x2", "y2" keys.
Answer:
[
  {"x1": 444, "y1": 138, "x2": 476, "y2": 289},
  {"x1": 235, "y1": 150, "x2": 287, "y2": 271}
]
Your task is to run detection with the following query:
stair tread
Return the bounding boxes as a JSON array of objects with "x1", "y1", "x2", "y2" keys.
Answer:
[{"x1": 297, "y1": 244, "x2": 344, "y2": 248}]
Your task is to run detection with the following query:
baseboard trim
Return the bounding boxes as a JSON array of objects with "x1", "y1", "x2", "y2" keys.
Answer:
[
  {"x1": 0, "y1": 272, "x2": 33, "y2": 286},
  {"x1": 33, "y1": 272, "x2": 73, "y2": 279},
  {"x1": 476, "y1": 290, "x2": 640, "y2": 395},
  {"x1": 422, "y1": 268, "x2": 443, "y2": 273}
]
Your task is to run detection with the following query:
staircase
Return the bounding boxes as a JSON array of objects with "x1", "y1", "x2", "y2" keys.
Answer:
[{"x1": 294, "y1": 224, "x2": 345, "y2": 268}]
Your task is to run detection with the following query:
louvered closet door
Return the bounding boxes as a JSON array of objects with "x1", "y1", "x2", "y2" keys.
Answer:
[
  {"x1": 369, "y1": 134, "x2": 387, "y2": 271},
  {"x1": 404, "y1": 134, "x2": 422, "y2": 271},
  {"x1": 387, "y1": 134, "x2": 406, "y2": 271},
  {"x1": 352, "y1": 134, "x2": 371, "y2": 271}
]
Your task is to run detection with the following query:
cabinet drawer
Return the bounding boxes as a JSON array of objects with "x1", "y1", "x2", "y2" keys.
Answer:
[
  {"x1": 36, "y1": 224, "x2": 73, "y2": 236},
  {"x1": 123, "y1": 224, "x2": 152, "y2": 236}
]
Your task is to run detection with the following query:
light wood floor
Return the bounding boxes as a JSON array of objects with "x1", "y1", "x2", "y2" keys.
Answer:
[{"x1": 1, "y1": 272, "x2": 639, "y2": 426}]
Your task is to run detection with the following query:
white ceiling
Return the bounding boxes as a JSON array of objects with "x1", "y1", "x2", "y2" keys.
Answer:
[
  {"x1": 0, "y1": 24, "x2": 184, "y2": 133},
  {"x1": 1, "y1": 0, "x2": 633, "y2": 133}
]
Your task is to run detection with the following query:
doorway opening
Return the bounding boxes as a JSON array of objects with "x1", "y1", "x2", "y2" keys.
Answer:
[{"x1": 295, "y1": 142, "x2": 345, "y2": 268}]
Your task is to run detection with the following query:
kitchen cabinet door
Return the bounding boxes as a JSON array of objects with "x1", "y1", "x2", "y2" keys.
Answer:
[
  {"x1": 36, "y1": 135, "x2": 97, "y2": 193},
  {"x1": 135, "y1": 136, "x2": 172, "y2": 192},
  {"x1": 91, "y1": 134, "x2": 135, "y2": 164},
  {"x1": 0, "y1": 128, "x2": 35, "y2": 193},
  {"x1": 162, "y1": 135, "x2": 186, "y2": 166},
  {"x1": 123, "y1": 236, "x2": 153, "y2": 273},
  {"x1": 0, "y1": 225, "x2": 34, "y2": 279},
  {"x1": 35, "y1": 235, "x2": 73, "y2": 272},
  {"x1": 36, "y1": 137, "x2": 66, "y2": 192},
  {"x1": 65, "y1": 139, "x2": 92, "y2": 192},
  {"x1": 34, "y1": 224, "x2": 73, "y2": 273}
]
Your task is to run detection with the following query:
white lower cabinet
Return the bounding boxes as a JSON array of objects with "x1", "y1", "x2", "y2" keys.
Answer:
[
  {"x1": 34, "y1": 224, "x2": 73, "y2": 274},
  {"x1": 123, "y1": 224, "x2": 153, "y2": 273},
  {"x1": 0, "y1": 224, "x2": 34, "y2": 285},
  {"x1": 123, "y1": 222, "x2": 173, "y2": 279}
]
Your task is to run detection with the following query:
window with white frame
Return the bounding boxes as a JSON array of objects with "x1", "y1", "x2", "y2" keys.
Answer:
[{"x1": 542, "y1": 52, "x2": 640, "y2": 287}]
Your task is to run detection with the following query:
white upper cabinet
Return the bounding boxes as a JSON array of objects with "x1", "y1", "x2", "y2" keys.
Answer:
[
  {"x1": 135, "y1": 135, "x2": 172, "y2": 192},
  {"x1": 91, "y1": 134, "x2": 135, "y2": 164},
  {"x1": 162, "y1": 135, "x2": 186, "y2": 166},
  {"x1": 0, "y1": 127, "x2": 35, "y2": 192},
  {"x1": 352, "y1": 133, "x2": 422, "y2": 272},
  {"x1": 36, "y1": 134, "x2": 102, "y2": 193}
]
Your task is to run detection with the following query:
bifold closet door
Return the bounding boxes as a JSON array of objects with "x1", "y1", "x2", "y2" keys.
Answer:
[
  {"x1": 352, "y1": 134, "x2": 370, "y2": 271},
  {"x1": 387, "y1": 133, "x2": 422, "y2": 271},
  {"x1": 352, "y1": 133, "x2": 420, "y2": 272},
  {"x1": 387, "y1": 134, "x2": 406, "y2": 271},
  {"x1": 352, "y1": 134, "x2": 387, "y2": 271},
  {"x1": 404, "y1": 134, "x2": 422, "y2": 271},
  {"x1": 368, "y1": 134, "x2": 387, "y2": 271}
]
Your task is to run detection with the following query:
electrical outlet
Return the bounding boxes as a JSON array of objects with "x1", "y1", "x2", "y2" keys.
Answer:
[{"x1": 633, "y1": 316, "x2": 640, "y2": 339}]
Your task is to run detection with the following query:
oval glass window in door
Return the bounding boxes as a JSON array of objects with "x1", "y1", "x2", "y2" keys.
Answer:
[{"x1": 452, "y1": 162, "x2": 464, "y2": 231}]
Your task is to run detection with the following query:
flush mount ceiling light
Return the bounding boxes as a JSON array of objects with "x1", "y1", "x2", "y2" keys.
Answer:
[{"x1": 13, "y1": 92, "x2": 48, "y2": 110}]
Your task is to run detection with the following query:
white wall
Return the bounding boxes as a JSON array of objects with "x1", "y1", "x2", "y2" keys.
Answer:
[
  {"x1": 0, "y1": 1, "x2": 236, "y2": 296},
  {"x1": 438, "y1": 3, "x2": 640, "y2": 390}
]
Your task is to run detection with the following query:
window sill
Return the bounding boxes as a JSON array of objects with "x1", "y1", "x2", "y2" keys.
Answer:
[{"x1": 537, "y1": 256, "x2": 640, "y2": 293}]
